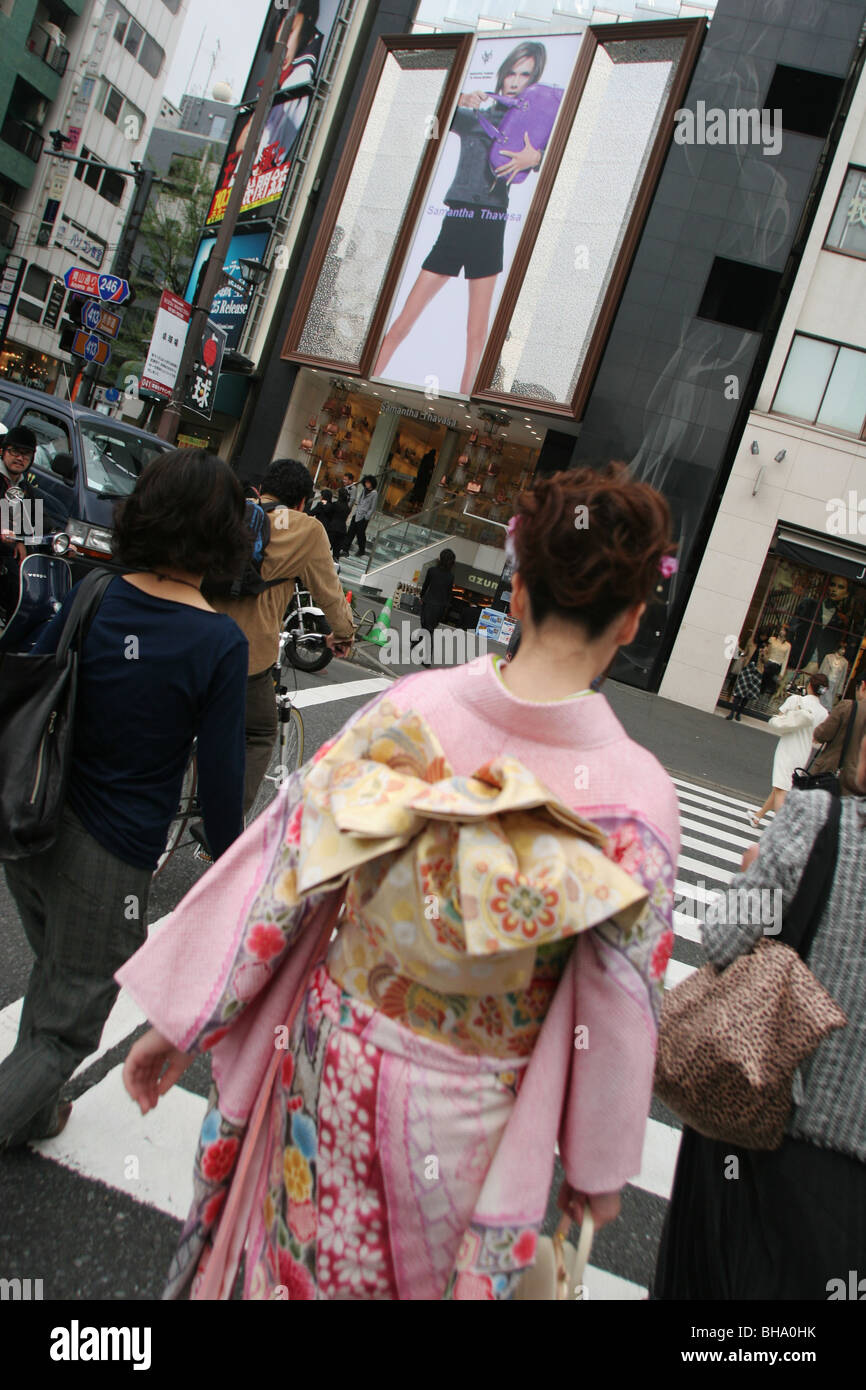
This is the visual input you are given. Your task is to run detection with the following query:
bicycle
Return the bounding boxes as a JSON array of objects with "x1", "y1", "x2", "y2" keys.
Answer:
[{"x1": 154, "y1": 626, "x2": 307, "y2": 875}]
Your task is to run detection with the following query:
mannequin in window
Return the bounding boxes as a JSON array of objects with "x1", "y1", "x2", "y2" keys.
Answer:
[
  {"x1": 789, "y1": 575, "x2": 851, "y2": 672},
  {"x1": 820, "y1": 643, "x2": 849, "y2": 707},
  {"x1": 760, "y1": 624, "x2": 791, "y2": 701}
]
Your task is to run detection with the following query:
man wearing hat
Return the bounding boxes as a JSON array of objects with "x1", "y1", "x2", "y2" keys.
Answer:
[{"x1": 0, "y1": 425, "x2": 38, "y2": 622}]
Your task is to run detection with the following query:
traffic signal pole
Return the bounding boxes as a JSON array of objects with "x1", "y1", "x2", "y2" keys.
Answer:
[{"x1": 156, "y1": 23, "x2": 290, "y2": 443}]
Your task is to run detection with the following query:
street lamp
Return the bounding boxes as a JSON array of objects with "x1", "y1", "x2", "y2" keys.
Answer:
[{"x1": 237, "y1": 258, "x2": 268, "y2": 289}]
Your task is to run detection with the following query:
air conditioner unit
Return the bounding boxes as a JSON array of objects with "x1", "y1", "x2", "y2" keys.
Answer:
[{"x1": 44, "y1": 23, "x2": 64, "y2": 44}]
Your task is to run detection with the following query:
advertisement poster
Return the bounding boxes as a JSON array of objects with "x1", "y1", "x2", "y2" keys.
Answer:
[
  {"x1": 205, "y1": 1, "x2": 340, "y2": 227},
  {"x1": 184, "y1": 228, "x2": 269, "y2": 350},
  {"x1": 141, "y1": 290, "x2": 191, "y2": 399},
  {"x1": 373, "y1": 32, "x2": 584, "y2": 397}
]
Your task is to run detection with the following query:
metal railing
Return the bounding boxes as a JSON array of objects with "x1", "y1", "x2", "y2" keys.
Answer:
[
  {"x1": 1, "y1": 119, "x2": 44, "y2": 163},
  {"x1": 363, "y1": 494, "x2": 508, "y2": 576},
  {"x1": 27, "y1": 25, "x2": 70, "y2": 75}
]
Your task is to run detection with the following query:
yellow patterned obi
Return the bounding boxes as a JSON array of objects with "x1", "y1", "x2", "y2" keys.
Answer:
[{"x1": 289, "y1": 700, "x2": 649, "y2": 1058}]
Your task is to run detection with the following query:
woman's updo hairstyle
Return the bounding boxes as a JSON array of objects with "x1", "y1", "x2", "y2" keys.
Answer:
[{"x1": 511, "y1": 463, "x2": 673, "y2": 639}]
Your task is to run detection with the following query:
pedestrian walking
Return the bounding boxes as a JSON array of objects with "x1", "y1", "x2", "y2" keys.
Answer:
[
  {"x1": 810, "y1": 676, "x2": 866, "y2": 795},
  {"x1": 749, "y1": 671, "x2": 829, "y2": 827},
  {"x1": 344, "y1": 474, "x2": 377, "y2": 557},
  {"x1": 0, "y1": 449, "x2": 250, "y2": 1150},
  {"x1": 209, "y1": 458, "x2": 354, "y2": 813},
  {"x1": 326, "y1": 486, "x2": 350, "y2": 563},
  {"x1": 654, "y1": 733, "x2": 866, "y2": 1300},
  {"x1": 411, "y1": 547, "x2": 455, "y2": 666},
  {"x1": 120, "y1": 462, "x2": 681, "y2": 1301}
]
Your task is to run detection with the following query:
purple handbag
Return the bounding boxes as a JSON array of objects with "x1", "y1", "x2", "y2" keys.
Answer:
[{"x1": 477, "y1": 84, "x2": 564, "y2": 183}]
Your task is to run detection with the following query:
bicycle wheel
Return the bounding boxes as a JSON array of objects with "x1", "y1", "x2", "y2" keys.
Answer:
[
  {"x1": 247, "y1": 705, "x2": 305, "y2": 823},
  {"x1": 154, "y1": 756, "x2": 199, "y2": 875},
  {"x1": 353, "y1": 606, "x2": 377, "y2": 640}
]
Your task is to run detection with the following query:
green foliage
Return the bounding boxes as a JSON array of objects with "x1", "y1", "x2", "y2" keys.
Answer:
[{"x1": 114, "y1": 145, "x2": 219, "y2": 374}]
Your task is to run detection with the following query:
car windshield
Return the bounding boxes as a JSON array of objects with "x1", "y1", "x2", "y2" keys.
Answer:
[{"x1": 80, "y1": 421, "x2": 169, "y2": 496}]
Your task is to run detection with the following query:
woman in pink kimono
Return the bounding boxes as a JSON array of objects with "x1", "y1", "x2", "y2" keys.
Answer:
[{"x1": 120, "y1": 463, "x2": 680, "y2": 1300}]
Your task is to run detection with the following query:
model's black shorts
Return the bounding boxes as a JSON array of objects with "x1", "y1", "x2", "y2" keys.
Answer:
[{"x1": 422, "y1": 203, "x2": 506, "y2": 279}]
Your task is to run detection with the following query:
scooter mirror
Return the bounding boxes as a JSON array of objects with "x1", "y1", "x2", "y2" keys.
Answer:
[{"x1": 52, "y1": 533, "x2": 70, "y2": 555}]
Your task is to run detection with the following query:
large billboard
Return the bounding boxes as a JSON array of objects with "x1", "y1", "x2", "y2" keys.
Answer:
[
  {"x1": 184, "y1": 228, "x2": 270, "y2": 350},
  {"x1": 373, "y1": 32, "x2": 584, "y2": 396},
  {"x1": 205, "y1": 1, "x2": 340, "y2": 227}
]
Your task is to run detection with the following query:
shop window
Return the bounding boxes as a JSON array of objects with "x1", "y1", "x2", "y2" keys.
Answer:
[
  {"x1": 825, "y1": 166, "x2": 866, "y2": 260},
  {"x1": 284, "y1": 36, "x2": 469, "y2": 370},
  {"x1": 479, "y1": 22, "x2": 701, "y2": 413},
  {"x1": 772, "y1": 334, "x2": 866, "y2": 437},
  {"x1": 764, "y1": 65, "x2": 843, "y2": 141},
  {"x1": 697, "y1": 257, "x2": 781, "y2": 334}
]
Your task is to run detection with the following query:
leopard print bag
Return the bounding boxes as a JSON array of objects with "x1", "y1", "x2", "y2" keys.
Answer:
[{"x1": 655, "y1": 798, "x2": 847, "y2": 1150}]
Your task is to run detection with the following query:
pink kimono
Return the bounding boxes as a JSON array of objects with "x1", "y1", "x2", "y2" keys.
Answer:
[{"x1": 117, "y1": 659, "x2": 679, "y2": 1300}]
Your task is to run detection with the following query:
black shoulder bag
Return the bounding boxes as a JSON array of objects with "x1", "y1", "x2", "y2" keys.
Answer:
[
  {"x1": 792, "y1": 700, "x2": 858, "y2": 795},
  {"x1": 0, "y1": 568, "x2": 113, "y2": 860}
]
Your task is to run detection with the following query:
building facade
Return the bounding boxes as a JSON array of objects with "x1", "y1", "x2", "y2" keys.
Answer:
[
  {"x1": 661, "y1": 47, "x2": 866, "y2": 715},
  {"x1": 0, "y1": 0, "x2": 185, "y2": 395}
]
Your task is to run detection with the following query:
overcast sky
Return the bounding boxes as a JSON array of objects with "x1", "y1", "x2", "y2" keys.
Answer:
[{"x1": 164, "y1": 0, "x2": 264, "y2": 108}]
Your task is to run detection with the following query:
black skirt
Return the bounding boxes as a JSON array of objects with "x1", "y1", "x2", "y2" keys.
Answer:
[{"x1": 653, "y1": 1126, "x2": 866, "y2": 1300}]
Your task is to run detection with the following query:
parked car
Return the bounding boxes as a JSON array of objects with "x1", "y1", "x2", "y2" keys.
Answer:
[{"x1": 0, "y1": 381, "x2": 170, "y2": 570}]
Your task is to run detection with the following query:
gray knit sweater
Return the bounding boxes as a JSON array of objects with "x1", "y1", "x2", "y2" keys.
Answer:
[{"x1": 702, "y1": 789, "x2": 866, "y2": 1164}]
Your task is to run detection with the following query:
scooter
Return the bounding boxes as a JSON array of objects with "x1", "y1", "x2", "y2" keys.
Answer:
[
  {"x1": 0, "y1": 497, "x2": 73, "y2": 654},
  {"x1": 282, "y1": 581, "x2": 334, "y2": 674}
]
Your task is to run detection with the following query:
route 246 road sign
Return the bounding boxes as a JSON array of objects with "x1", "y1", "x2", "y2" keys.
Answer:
[
  {"x1": 70, "y1": 330, "x2": 111, "y2": 365},
  {"x1": 81, "y1": 300, "x2": 122, "y2": 338},
  {"x1": 63, "y1": 267, "x2": 131, "y2": 303}
]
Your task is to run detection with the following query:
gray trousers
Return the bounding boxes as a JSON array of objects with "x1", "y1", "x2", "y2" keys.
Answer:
[
  {"x1": 244, "y1": 667, "x2": 278, "y2": 814},
  {"x1": 0, "y1": 806, "x2": 150, "y2": 1148}
]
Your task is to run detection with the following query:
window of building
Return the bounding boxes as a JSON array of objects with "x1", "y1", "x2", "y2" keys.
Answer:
[
  {"x1": 139, "y1": 34, "x2": 163, "y2": 78},
  {"x1": 210, "y1": 115, "x2": 226, "y2": 140},
  {"x1": 74, "y1": 146, "x2": 104, "y2": 191},
  {"x1": 825, "y1": 166, "x2": 866, "y2": 260},
  {"x1": 124, "y1": 17, "x2": 144, "y2": 58},
  {"x1": 764, "y1": 64, "x2": 843, "y2": 140},
  {"x1": 23, "y1": 264, "x2": 52, "y2": 300},
  {"x1": 160, "y1": 0, "x2": 180, "y2": 13},
  {"x1": 697, "y1": 257, "x2": 782, "y2": 334},
  {"x1": 100, "y1": 169, "x2": 126, "y2": 205},
  {"x1": 102, "y1": 84, "x2": 124, "y2": 124},
  {"x1": 772, "y1": 334, "x2": 866, "y2": 436}
]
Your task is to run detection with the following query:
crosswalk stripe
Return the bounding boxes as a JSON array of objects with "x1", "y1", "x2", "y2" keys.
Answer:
[
  {"x1": 678, "y1": 814, "x2": 757, "y2": 851},
  {"x1": 671, "y1": 776, "x2": 764, "y2": 811},
  {"x1": 675, "y1": 788, "x2": 761, "y2": 823},
  {"x1": 679, "y1": 833, "x2": 744, "y2": 867},
  {"x1": 290, "y1": 678, "x2": 391, "y2": 709}
]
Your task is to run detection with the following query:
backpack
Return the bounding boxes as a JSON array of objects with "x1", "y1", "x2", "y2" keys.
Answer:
[{"x1": 207, "y1": 499, "x2": 285, "y2": 600}]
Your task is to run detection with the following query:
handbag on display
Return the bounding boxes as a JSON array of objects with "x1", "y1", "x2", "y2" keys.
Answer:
[
  {"x1": 0, "y1": 568, "x2": 113, "y2": 860},
  {"x1": 792, "y1": 699, "x2": 858, "y2": 794},
  {"x1": 478, "y1": 84, "x2": 565, "y2": 183},
  {"x1": 512, "y1": 1212, "x2": 595, "y2": 1301},
  {"x1": 654, "y1": 797, "x2": 847, "y2": 1150}
]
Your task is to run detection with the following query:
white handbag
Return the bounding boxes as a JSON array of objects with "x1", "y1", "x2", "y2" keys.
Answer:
[{"x1": 512, "y1": 1211, "x2": 595, "y2": 1301}]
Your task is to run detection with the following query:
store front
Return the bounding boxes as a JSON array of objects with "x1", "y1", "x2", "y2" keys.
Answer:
[
  {"x1": 291, "y1": 369, "x2": 545, "y2": 581},
  {"x1": 0, "y1": 343, "x2": 61, "y2": 394},
  {"x1": 718, "y1": 529, "x2": 866, "y2": 719}
]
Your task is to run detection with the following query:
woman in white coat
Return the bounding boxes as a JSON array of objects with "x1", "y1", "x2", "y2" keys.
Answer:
[{"x1": 750, "y1": 671, "x2": 829, "y2": 826}]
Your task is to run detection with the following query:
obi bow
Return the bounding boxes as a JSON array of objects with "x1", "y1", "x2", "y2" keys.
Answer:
[{"x1": 275, "y1": 699, "x2": 649, "y2": 996}]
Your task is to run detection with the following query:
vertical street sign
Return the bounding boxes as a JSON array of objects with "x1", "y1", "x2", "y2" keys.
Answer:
[
  {"x1": 0, "y1": 255, "x2": 26, "y2": 358},
  {"x1": 182, "y1": 320, "x2": 227, "y2": 421},
  {"x1": 141, "y1": 290, "x2": 191, "y2": 399}
]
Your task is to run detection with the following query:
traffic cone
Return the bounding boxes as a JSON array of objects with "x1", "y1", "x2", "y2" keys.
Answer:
[
  {"x1": 363, "y1": 595, "x2": 393, "y2": 646},
  {"x1": 345, "y1": 590, "x2": 353, "y2": 606}
]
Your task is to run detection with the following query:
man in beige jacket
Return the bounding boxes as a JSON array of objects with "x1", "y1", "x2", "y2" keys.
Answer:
[
  {"x1": 811, "y1": 676, "x2": 866, "y2": 795},
  {"x1": 216, "y1": 458, "x2": 354, "y2": 811}
]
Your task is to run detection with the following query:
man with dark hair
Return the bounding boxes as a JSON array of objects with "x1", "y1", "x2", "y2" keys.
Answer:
[
  {"x1": 0, "y1": 426, "x2": 38, "y2": 621},
  {"x1": 213, "y1": 458, "x2": 354, "y2": 811}
]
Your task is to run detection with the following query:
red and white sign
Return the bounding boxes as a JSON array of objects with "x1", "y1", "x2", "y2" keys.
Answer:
[{"x1": 141, "y1": 290, "x2": 191, "y2": 399}]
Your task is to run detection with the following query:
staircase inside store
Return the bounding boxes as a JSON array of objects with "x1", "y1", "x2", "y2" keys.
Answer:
[{"x1": 361, "y1": 500, "x2": 504, "y2": 579}]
